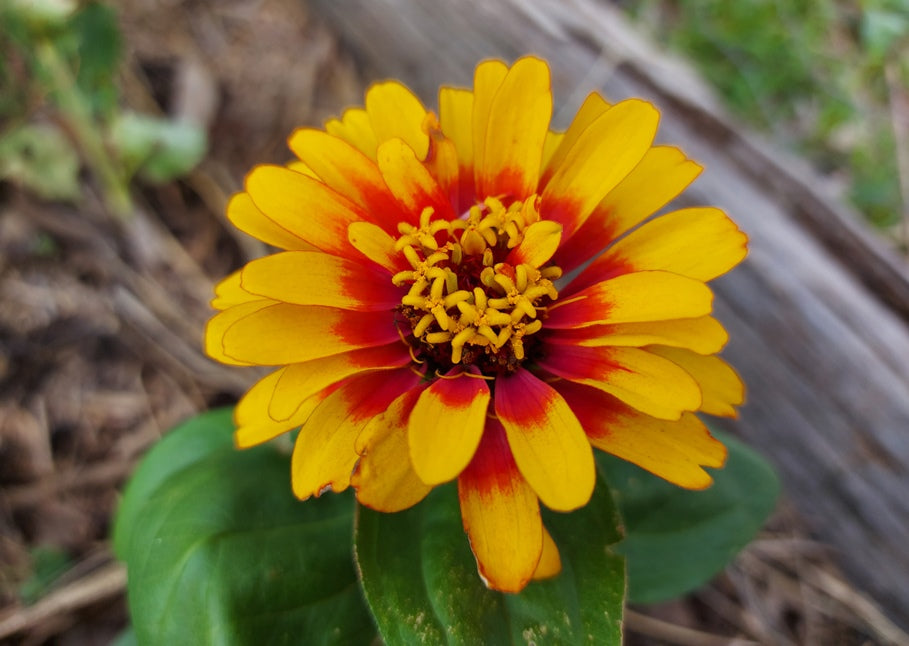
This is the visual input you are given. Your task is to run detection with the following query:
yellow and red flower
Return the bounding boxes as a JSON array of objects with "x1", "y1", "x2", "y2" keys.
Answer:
[{"x1": 205, "y1": 57, "x2": 747, "y2": 592}]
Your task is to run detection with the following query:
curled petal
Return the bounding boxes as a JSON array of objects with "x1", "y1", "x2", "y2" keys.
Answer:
[
  {"x1": 291, "y1": 368, "x2": 421, "y2": 499},
  {"x1": 353, "y1": 386, "x2": 432, "y2": 512}
]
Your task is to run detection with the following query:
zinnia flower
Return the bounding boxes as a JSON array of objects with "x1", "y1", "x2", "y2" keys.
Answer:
[{"x1": 205, "y1": 56, "x2": 747, "y2": 593}]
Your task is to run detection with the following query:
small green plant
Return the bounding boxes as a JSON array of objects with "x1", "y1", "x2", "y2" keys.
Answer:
[{"x1": 0, "y1": 0, "x2": 207, "y2": 216}]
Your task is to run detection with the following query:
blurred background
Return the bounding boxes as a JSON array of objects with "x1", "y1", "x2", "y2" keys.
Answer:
[{"x1": 1, "y1": 0, "x2": 908, "y2": 643}]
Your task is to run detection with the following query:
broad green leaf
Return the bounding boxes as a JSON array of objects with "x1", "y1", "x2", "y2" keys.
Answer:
[
  {"x1": 113, "y1": 408, "x2": 375, "y2": 646},
  {"x1": 600, "y1": 429, "x2": 779, "y2": 604},
  {"x1": 356, "y1": 474, "x2": 625, "y2": 645}
]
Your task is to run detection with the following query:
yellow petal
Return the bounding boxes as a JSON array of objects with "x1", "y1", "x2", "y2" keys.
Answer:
[
  {"x1": 348, "y1": 221, "x2": 409, "y2": 274},
  {"x1": 286, "y1": 160, "x2": 318, "y2": 178},
  {"x1": 540, "y1": 91, "x2": 610, "y2": 188},
  {"x1": 291, "y1": 369, "x2": 420, "y2": 498},
  {"x1": 325, "y1": 108, "x2": 378, "y2": 159},
  {"x1": 506, "y1": 220, "x2": 563, "y2": 268},
  {"x1": 205, "y1": 299, "x2": 276, "y2": 366},
  {"x1": 352, "y1": 387, "x2": 432, "y2": 512},
  {"x1": 245, "y1": 165, "x2": 369, "y2": 259},
  {"x1": 366, "y1": 81, "x2": 429, "y2": 159},
  {"x1": 377, "y1": 138, "x2": 454, "y2": 221},
  {"x1": 540, "y1": 130, "x2": 564, "y2": 174},
  {"x1": 233, "y1": 368, "x2": 329, "y2": 449},
  {"x1": 287, "y1": 128, "x2": 406, "y2": 230},
  {"x1": 547, "y1": 316, "x2": 729, "y2": 355},
  {"x1": 557, "y1": 380, "x2": 726, "y2": 489},
  {"x1": 578, "y1": 207, "x2": 747, "y2": 288},
  {"x1": 548, "y1": 271, "x2": 714, "y2": 329},
  {"x1": 211, "y1": 269, "x2": 258, "y2": 311},
  {"x1": 269, "y1": 343, "x2": 410, "y2": 421},
  {"x1": 595, "y1": 145, "x2": 703, "y2": 241},
  {"x1": 240, "y1": 251, "x2": 401, "y2": 311},
  {"x1": 494, "y1": 368, "x2": 595, "y2": 511},
  {"x1": 439, "y1": 86, "x2": 474, "y2": 174},
  {"x1": 649, "y1": 346, "x2": 745, "y2": 417},
  {"x1": 477, "y1": 56, "x2": 552, "y2": 199},
  {"x1": 471, "y1": 59, "x2": 509, "y2": 185},
  {"x1": 532, "y1": 527, "x2": 562, "y2": 580},
  {"x1": 408, "y1": 368, "x2": 490, "y2": 485},
  {"x1": 226, "y1": 192, "x2": 316, "y2": 251},
  {"x1": 541, "y1": 99, "x2": 659, "y2": 240},
  {"x1": 539, "y1": 345, "x2": 703, "y2": 420},
  {"x1": 221, "y1": 303, "x2": 398, "y2": 365},
  {"x1": 458, "y1": 418, "x2": 543, "y2": 593}
]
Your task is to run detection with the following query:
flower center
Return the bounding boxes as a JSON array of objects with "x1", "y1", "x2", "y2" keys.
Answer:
[{"x1": 392, "y1": 196, "x2": 561, "y2": 376}]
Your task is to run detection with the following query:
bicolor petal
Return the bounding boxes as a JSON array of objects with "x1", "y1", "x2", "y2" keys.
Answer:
[
  {"x1": 353, "y1": 386, "x2": 432, "y2": 512},
  {"x1": 291, "y1": 368, "x2": 421, "y2": 499},
  {"x1": 570, "y1": 207, "x2": 748, "y2": 291},
  {"x1": 556, "y1": 380, "x2": 726, "y2": 489},
  {"x1": 554, "y1": 146, "x2": 702, "y2": 273},
  {"x1": 245, "y1": 165, "x2": 371, "y2": 259},
  {"x1": 476, "y1": 56, "x2": 552, "y2": 200},
  {"x1": 408, "y1": 367, "x2": 491, "y2": 485},
  {"x1": 377, "y1": 138, "x2": 455, "y2": 222},
  {"x1": 548, "y1": 271, "x2": 714, "y2": 329},
  {"x1": 546, "y1": 316, "x2": 729, "y2": 355},
  {"x1": 540, "y1": 91, "x2": 610, "y2": 189},
  {"x1": 458, "y1": 418, "x2": 543, "y2": 593},
  {"x1": 494, "y1": 368, "x2": 595, "y2": 511},
  {"x1": 240, "y1": 251, "x2": 402, "y2": 311},
  {"x1": 542, "y1": 99, "x2": 658, "y2": 242},
  {"x1": 347, "y1": 221, "x2": 411, "y2": 274},
  {"x1": 269, "y1": 343, "x2": 412, "y2": 422},
  {"x1": 288, "y1": 128, "x2": 407, "y2": 232},
  {"x1": 220, "y1": 304, "x2": 399, "y2": 365},
  {"x1": 538, "y1": 345, "x2": 702, "y2": 420}
]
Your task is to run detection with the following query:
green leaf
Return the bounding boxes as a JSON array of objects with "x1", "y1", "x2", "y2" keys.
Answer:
[
  {"x1": 600, "y1": 429, "x2": 779, "y2": 604},
  {"x1": 0, "y1": 123, "x2": 81, "y2": 202},
  {"x1": 113, "y1": 408, "x2": 376, "y2": 646},
  {"x1": 356, "y1": 475, "x2": 625, "y2": 645},
  {"x1": 69, "y1": 2, "x2": 121, "y2": 116},
  {"x1": 110, "y1": 111, "x2": 207, "y2": 182}
]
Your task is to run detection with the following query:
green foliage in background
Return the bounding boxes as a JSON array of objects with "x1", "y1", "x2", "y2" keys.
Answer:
[
  {"x1": 0, "y1": 0, "x2": 207, "y2": 216},
  {"x1": 624, "y1": 0, "x2": 909, "y2": 234}
]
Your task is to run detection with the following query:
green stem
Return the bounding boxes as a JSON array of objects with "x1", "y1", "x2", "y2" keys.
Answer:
[{"x1": 34, "y1": 38, "x2": 132, "y2": 217}]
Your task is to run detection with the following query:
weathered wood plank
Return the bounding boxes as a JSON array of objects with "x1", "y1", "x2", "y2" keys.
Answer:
[{"x1": 310, "y1": 0, "x2": 909, "y2": 624}]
